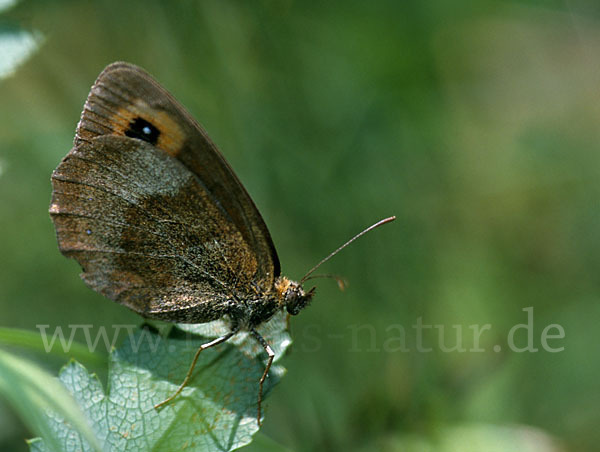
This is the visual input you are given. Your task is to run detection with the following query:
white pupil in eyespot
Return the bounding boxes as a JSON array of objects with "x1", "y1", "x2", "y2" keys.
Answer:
[{"x1": 142, "y1": 126, "x2": 152, "y2": 135}]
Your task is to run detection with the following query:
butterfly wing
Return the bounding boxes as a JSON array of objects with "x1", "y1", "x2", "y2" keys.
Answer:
[{"x1": 50, "y1": 62, "x2": 280, "y2": 322}]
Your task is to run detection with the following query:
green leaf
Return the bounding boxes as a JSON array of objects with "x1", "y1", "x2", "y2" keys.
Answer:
[
  {"x1": 0, "y1": 327, "x2": 107, "y2": 368},
  {"x1": 0, "y1": 348, "x2": 102, "y2": 452},
  {"x1": 29, "y1": 312, "x2": 291, "y2": 451}
]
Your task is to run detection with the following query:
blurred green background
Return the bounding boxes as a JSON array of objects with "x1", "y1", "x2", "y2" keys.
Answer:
[{"x1": 1, "y1": 0, "x2": 599, "y2": 451}]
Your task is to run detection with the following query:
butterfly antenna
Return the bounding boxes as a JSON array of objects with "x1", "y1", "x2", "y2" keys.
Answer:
[{"x1": 300, "y1": 216, "x2": 396, "y2": 284}]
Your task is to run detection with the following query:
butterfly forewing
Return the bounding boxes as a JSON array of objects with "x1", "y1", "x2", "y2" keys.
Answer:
[
  {"x1": 50, "y1": 62, "x2": 280, "y2": 321},
  {"x1": 82, "y1": 62, "x2": 278, "y2": 285}
]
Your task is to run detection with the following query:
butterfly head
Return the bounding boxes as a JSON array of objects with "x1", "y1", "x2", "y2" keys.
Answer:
[{"x1": 275, "y1": 277, "x2": 315, "y2": 316}]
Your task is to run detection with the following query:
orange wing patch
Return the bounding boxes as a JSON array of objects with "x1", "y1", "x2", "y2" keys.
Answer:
[{"x1": 111, "y1": 99, "x2": 186, "y2": 157}]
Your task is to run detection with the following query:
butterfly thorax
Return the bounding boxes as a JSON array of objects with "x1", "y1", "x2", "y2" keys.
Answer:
[{"x1": 228, "y1": 276, "x2": 314, "y2": 330}]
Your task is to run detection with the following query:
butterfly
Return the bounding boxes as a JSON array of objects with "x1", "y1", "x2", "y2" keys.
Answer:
[{"x1": 49, "y1": 62, "x2": 395, "y2": 426}]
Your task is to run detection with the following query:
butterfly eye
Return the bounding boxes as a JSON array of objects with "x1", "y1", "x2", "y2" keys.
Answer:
[{"x1": 125, "y1": 117, "x2": 160, "y2": 145}]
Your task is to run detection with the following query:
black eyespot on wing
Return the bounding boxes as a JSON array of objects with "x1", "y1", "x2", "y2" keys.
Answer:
[{"x1": 125, "y1": 117, "x2": 160, "y2": 145}]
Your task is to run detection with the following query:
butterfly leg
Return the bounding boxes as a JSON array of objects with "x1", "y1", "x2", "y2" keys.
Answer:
[
  {"x1": 285, "y1": 312, "x2": 292, "y2": 331},
  {"x1": 154, "y1": 329, "x2": 238, "y2": 410},
  {"x1": 250, "y1": 329, "x2": 275, "y2": 427}
]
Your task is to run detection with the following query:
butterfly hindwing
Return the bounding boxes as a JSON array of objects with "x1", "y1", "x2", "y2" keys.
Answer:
[{"x1": 52, "y1": 135, "x2": 253, "y2": 321}]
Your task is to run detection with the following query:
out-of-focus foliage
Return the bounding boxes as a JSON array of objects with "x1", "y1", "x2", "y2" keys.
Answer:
[
  {"x1": 0, "y1": 0, "x2": 42, "y2": 79},
  {"x1": 0, "y1": 1, "x2": 598, "y2": 451}
]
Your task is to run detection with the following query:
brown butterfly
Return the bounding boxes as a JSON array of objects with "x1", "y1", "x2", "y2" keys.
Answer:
[{"x1": 49, "y1": 62, "x2": 394, "y2": 426}]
